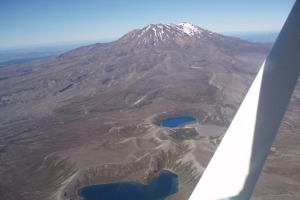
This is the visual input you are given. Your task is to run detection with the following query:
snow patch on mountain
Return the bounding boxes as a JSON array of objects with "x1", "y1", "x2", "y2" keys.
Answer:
[
  {"x1": 120, "y1": 22, "x2": 214, "y2": 45},
  {"x1": 177, "y1": 22, "x2": 203, "y2": 36}
]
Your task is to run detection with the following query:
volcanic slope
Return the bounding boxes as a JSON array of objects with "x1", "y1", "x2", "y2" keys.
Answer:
[{"x1": 1, "y1": 23, "x2": 299, "y2": 200}]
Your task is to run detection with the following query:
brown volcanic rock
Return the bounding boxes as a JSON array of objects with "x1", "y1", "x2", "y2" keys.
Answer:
[{"x1": 0, "y1": 23, "x2": 299, "y2": 200}]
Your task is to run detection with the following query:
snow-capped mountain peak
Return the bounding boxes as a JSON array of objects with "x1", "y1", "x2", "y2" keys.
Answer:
[{"x1": 119, "y1": 22, "x2": 217, "y2": 47}]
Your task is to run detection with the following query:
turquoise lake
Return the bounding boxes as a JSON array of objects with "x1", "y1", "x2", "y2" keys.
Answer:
[
  {"x1": 161, "y1": 116, "x2": 197, "y2": 128},
  {"x1": 77, "y1": 170, "x2": 179, "y2": 200}
]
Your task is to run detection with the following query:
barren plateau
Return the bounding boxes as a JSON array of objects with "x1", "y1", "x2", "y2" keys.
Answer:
[{"x1": 0, "y1": 23, "x2": 299, "y2": 200}]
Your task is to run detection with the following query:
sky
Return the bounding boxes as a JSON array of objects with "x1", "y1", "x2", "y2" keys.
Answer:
[{"x1": 0, "y1": 0, "x2": 296, "y2": 49}]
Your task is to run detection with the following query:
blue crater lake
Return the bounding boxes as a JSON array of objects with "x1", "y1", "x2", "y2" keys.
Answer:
[
  {"x1": 161, "y1": 116, "x2": 197, "y2": 128},
  {"x1": 77, "y1": 170, "x2": 179, "y2": 200}
]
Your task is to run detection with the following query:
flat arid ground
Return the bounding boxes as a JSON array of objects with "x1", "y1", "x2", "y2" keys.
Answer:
[{"x1": 0, "y1": 23, "x2": 299, "y2": 200}]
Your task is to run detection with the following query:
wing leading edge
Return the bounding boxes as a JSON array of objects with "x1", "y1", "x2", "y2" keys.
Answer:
[{"x1": 189, "y1": 1, "x2": 300, "y2": 199}]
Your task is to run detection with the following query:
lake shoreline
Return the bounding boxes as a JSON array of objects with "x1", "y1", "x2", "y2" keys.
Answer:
[{"x1": 77, "y1": 169, "x2": 179, "y2": 200}]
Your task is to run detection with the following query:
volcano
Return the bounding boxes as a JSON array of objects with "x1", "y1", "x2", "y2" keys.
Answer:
[{"x1": 0, "y1": 23, "x2": 299, "y2": 200}]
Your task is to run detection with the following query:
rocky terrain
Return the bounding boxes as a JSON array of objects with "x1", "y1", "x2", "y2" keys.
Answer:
[{"x1": 0, "y1": 23, "x2": 299, "y2": 200}]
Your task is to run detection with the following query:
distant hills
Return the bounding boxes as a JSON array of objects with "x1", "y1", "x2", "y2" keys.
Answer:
[
  {"x1": 225, "y1": 31, "x2": 279, "y2": 43},
  {"x1": 0, "y1": 40, "x2": 113, "y2": 67}
]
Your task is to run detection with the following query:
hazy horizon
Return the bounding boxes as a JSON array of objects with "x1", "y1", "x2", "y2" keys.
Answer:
[{"x1": 0, "y1": 29, "x2": 280, "y2": 51}]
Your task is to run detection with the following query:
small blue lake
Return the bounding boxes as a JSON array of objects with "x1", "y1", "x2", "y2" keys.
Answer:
[
  {"x1": 161, "y1": 116, "x2": 197, "y2": 128},
  {"x1": 77, "y1": 170, "x2": 179, "y2": 200}
]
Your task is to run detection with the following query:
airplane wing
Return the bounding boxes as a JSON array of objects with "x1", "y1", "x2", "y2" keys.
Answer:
[{"x1": 189, "y1": 0, "x2": 300, "y2": 199}]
